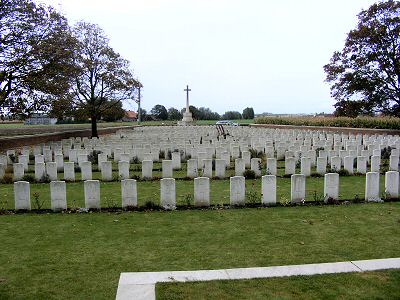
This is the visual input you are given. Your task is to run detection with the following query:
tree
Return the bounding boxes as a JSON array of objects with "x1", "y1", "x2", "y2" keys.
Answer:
[
  {"x1": 333, "y1": 99, "x2": 376, "y2": 117},
  {"x1": 222, "y1": 111, "x2": 242, "y2": 120},
  {"x1": 198, "y1": 107, "x2": 220, "y2": 120},
  {"x1": 167, "y1": 107, "x2": 182, "y2": 120},
  {"x1": 0, "y1": 0, "x2": 78, "y2": 116},
  {"x1": 150, "y1": 104, "x2": 168, "y2": 120},
  {"x1": 101, "y1": 100, "x2": 125, "y2": 122},
  {"x1": 49, "y1": 96, "x2": 75, "y2": 121},
  {"x1": 324, "y1": 0, "x2": 400, "y2": 116},
  {"x1": 242, "y1": 107, "x2": 255, "y2": 119},
  {"x1": 181, "y1": 105, "x2": 201, "y2": 120},
  {"x1": 138, "y1": 108, "x2": 147, "y2": 121},
  {"x1": 72, "y1": 22, "x2": 139, "y2": 137}
]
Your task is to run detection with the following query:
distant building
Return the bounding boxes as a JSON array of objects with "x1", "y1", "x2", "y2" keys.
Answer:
[
  {"x1": 122, "y1": 111, "x2": 138, "y2": 122},
  {"x1": 24, "y1": 113, "x2": 57, "y2": 125}
]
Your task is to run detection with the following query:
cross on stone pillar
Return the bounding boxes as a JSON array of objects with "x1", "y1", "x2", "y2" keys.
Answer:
[{"x1": 184, "y1": 85, "x2": 191, "y2": 113}]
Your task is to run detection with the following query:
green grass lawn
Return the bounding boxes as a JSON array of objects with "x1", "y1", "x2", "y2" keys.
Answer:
[
  {"x1": 0, "y1": 204, "x2": 399, "y2": 299},
  {"x1": 157, "y1": 270, "x2": 400, "y2": 299}
]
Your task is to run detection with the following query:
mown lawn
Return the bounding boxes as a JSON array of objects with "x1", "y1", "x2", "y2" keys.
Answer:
[
  {"x1": 0, "y1": 203, "x2": 399, "y2": 299},
  {"x1": 157, "y1": 270, "x2": 400, "y2": 299}
]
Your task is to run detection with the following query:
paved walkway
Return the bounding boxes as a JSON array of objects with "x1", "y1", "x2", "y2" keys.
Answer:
[{"x1": 116, "y1": 257, "x2": 400, "y2": 300}]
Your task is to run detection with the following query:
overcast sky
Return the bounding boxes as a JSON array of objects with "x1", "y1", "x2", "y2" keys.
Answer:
[{"x1": 38, "y1": 0, "x2": 377, "y2": 115}]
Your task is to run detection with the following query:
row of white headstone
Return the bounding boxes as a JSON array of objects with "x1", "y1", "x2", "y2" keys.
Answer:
[
  {"x1": 14, "y1": 171, "x2": 396, "y2": 211},
  {"x1": 7, "y1": 151, "x2": 397, "y2": 182},
  {"x1": 5, "y1": 140, "x2": 398, "y2": 166}
]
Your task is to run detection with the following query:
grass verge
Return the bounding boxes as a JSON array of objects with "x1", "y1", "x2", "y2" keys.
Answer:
[
  {"x1": 157, "y1": 270, "x2": 400, "y2": 299},
  {"x1": 0, "y1": 203, "x2": 399, "y2": 299}
]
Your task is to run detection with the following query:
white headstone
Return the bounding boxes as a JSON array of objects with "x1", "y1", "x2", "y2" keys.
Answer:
[
  {"x1": 197, "y1": 152, "x2": 208, "y2": 168},
  {"x1": 385, "y1": 171, "x2": 399, "y2": 199},
  {"x1": 365, "y1": 172, "x2": 381, "y2": 202},
  {"x1": 357, "y1": 156, "x2": 367, "y2": 174},
  {"x1": 120, "y1": 153, "x2": 130, "y2": 163},
  {"x1": 33, "y1": 145, "x2": 42, "y2": 156},
  {"x1": 35, "y1": 155, "x2": 44, "y2": 164},
  {"x1": 201, "y1": 159, "x2": 212, "y2": 178},
  {"x1": 43, "y1": 149, "x2": 52, "y2": 162},
  {"x1": 221, "y1": 151, "x2": 231, "y2": 168},
  {"x1": 160, "y1": 178, "x2": 176, "y2": 210},
  {"x1": 316, "y1": 157, "x2": 327, "y2": 175},
  {"x1": 343, "y1": 156, "x2": 354, "y2": 175},
  {"x1": 98, "y1": 153, "x2": 107, "y2": 171},
  {"x1": 194, "y1": 177, "x2": 210, "y2": 207},
  {"x1": 118, "y1": 161, "x2": 130, "y2": 180},
  {"x1": 262, "y1": 175, "x2": 276, "y2": 206},
  {"x1": 187, "y1": 159, "x2": 198, "y2": 178},
  {"x1": 285, "y1": 157, "x2": 296, "y2": 175},
  {"x1": 266, "y1": 158, "x2": 277, "y2": 175},
  {"x1": 69, "y1": 149, "x2": 77, "y2": 163},
  {"x1": 215, "y1": 159, "x2": 226, "y2": 178},
  {"x1": 50, "y1": 181, "x2": 67, "y2": 211},
  {"x1": 370, "y1": 155, "x2": 380, "y2": 172},
  {"x1": 291, "y1": 174, "x2": 305, "y2": 204},
  {"x1": 64, "y1": 162, "x2": 75, "y2": 181},
  {"x1": 19, "y1": 155, "x2": 29, "y2": 171},
  {"x1": 77, "y1": 154, "x2": 88, "y2": 166},
  {"x1": 46, "y1": 162, "x2": 58, "y2": 181},
  {"x1": 14, "y1": 181, "x2": 30, "y2": 210},
  {"x1": 54, "y1": 154, "x2": 64, "y2": 171},
  {"x1": 84, "y1": 180, "x2": 100, "y2": 209},
  {"x1": 142, "y1": 160, "x2": 153, "y2": 180},
  {"x1": 101, "y1": 161, "x2": 112, "y2": 181},
  {"x1": 114, "y1": 148, "x2": 123, "y2": 162},
  {"x1": 13, "y1": 163, "x2": 24, "y2": 181},
  {"x1": 230, "y1": 176, "x2": 245, "y2": 206},
  {"x1": 300, "y1": 157, "x2": 311, "y2": 176},
  {"x1": 231, "y1": 146, "x2": 240, "y2": 159},
  {"x1": 171, "y1": 152, "x2": 181, "y2": 170},
  {"x1": 324, "y1": 173, "x2": 339, "y2": 202},
  {"x1": 121, "y1": 179, "x2": 137, "y2": 208},
  {"x1": 389, "y1": 155, "x2": 399, "y2": 171},
  {"x1": 162, "y1": 160, "x2": 173, "y2": 178},
  {"x1": 242, "y1": 151, "x2": 251, "y2": 168},
  {"x1": 81, "y1": 161, "x2": 92, "y2": 181},
  {"x1": 235, "y1": 158, "x2": 245, "y2": 176},
  {"x1": 330, "y1": 156, "x2": 341, "y2": 172},
  {"x1": 35, "y1": 162, "x2": 46, "y2": 181},
  {"x1": 251, "y1": 158, "x2": 262, "y2": 177}
]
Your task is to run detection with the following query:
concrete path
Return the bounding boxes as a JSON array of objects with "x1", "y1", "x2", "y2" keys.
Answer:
[{"x1": 116, "y1": 257, "x2": 400, "y2": 300}]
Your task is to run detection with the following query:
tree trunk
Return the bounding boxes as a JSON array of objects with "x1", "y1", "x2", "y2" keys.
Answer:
[{"x1": 91, "y1": 115, "x2": 98, "y2": 138}]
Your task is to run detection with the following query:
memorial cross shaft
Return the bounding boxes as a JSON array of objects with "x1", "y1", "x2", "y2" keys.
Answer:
[{"x1": 184, "y1": 85, "x2": 191, "y2": 113}]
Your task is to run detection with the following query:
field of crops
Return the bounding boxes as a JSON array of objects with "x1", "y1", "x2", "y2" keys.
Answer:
[{"x1": 254, "y1": 116, "x2": 400, "y2": 130}]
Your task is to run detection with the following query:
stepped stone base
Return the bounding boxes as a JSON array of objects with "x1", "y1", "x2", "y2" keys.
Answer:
[{"x1": 178, "y1": 112, "x2": 194, "y2": 126}]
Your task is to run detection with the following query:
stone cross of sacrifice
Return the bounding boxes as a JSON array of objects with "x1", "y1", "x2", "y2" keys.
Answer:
[{"x1": 184, "y1": 85, "x2": 191, "y2": 113}]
